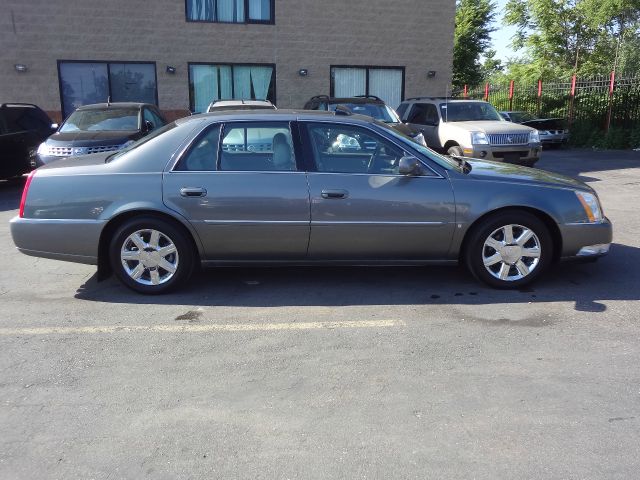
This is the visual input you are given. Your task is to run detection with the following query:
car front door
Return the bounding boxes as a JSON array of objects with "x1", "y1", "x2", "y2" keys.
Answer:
[
  {"x1": 301, "y1": 121, "x2": 456, "y2": 260},
  {"x1": 162, "y1": 121, "x2": 310, "y2": 260},
  {"x1": 406, "y1": 103, "x2": 441, "y2": 149}
]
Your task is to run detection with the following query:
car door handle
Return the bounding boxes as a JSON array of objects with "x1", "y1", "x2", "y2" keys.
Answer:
[
  {"x1": 180, "y1": 187, "x2": 207, "y2": 197},
  {"x1": 321, "y1": 189, "x2": 348, "y2": 199}
]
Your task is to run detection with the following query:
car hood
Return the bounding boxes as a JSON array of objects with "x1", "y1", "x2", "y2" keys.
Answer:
[
  {"x1": 463, "y1": 158, "x2": 590, "y2": 191},
  {"x1": 47, "y1": 130, "x2": 140, "y2": 146},
  {"x1": 445, "y1": 121, "x2": 535, "y2": 134}
]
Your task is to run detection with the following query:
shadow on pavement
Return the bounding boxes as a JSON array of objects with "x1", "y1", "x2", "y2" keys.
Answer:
[
  {"x1": 75, "y1": 243, "x2": 639, "y2": 313},
  {"x1": 0, "y1": 177, "x2": 25, "y2": 213},
  {"x1": 537, "y1": 149, "x2": 640, "y2": 181}
]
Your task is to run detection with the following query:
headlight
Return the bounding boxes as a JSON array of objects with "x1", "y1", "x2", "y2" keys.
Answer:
[
  {"x1": 471, "y1": 132, "x2": 488, "y2": 144},
  {"x1": 37, "y1": 142, "x2": 50, "y2": 155},
  {"x1": 529, "y1": 130, "x2": 540, "y2": 143},
  {"x1": 575, "y1": 191, "x2": 604, "y2": 223},
  {"x1": 413, "y1": 132, "x2": 427, "y2": 146}
]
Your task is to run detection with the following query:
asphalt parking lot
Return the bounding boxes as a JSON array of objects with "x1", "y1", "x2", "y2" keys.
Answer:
[{"x1": 1, "y1": 149, "x2": 639, "y2": 479}]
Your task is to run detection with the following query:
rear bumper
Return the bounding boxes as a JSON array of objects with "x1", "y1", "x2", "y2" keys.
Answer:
[
  {"x1": 559, "y1": 218, "x2": 613, "y2": 260},
  {"x1": 10, "y1": 216, "x2": 104, "y2": 265}
]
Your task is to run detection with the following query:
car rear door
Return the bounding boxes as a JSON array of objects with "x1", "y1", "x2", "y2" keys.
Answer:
[
  {"x1": 300, "y1": 121, "x2": 456, "y2": 260},
  {"x1": 162, "y1": 120, "x2": 311, "y2": 260}
]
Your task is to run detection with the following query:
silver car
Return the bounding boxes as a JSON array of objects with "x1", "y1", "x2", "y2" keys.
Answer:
[{"x1": 10, "y1": 110, "x2": 612, "y2": 294}]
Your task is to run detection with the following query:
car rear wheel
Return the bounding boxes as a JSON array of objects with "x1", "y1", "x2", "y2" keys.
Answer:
[
  {"x1": 109, "y1": 217, "x2": 194, "y2": 294},
  {"x1": 465, "y1": 211, "x2": 553, "y2": 289}
]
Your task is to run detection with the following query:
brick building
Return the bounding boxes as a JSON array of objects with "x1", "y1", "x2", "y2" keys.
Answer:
[{"x1": 1, "y1": 0, "x2": 455, "y2": 122}]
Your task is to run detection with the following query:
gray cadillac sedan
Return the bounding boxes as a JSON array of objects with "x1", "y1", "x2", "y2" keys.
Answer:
[{"x1": 10, "y1": 110, "x2": 612, "y2": 294}]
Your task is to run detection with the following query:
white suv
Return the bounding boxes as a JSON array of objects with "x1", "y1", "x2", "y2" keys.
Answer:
[{"x1": 396, "y1": 98, "x2": 542, "y2": 166}]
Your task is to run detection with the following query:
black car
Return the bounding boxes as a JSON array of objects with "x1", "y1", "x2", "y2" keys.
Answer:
[
  {"x1": 36, "y1": 102, "x2": 167, "y2": 166},
  {"x1": 0, "y1": 103, "x2": 57, "y2": 180},
  {"x1": 303, "y1": 95, "x2": 426, "y2": 146}
]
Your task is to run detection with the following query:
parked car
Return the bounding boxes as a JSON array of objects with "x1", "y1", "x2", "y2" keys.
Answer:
[
  {"x1": 207, "y1": 99, "x2": 276, "y2": 112},
  {"x1": 0, "y1": 103, "x2": 57, "y2": 180},
  {"x1": 35, "y1": 102, "x2": 167, "y2": 166},
  {"x1": 303, "y1": 95, "x2": 427, "y2": 146},
  {"x1": 396, "y1": 98, "x2": 542, "y2": 166},
  {"x1": 11, "y1": 109, "x2": 611, "y2": 294},
  {"x1": 501, "y1": 111, "x2": 570, "y2": 147}
]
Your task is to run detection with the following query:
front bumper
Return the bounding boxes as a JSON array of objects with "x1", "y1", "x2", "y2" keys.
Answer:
[
  {"x1": 467, "y1": 144, "x2": 542, "y2": 165},
  {"x1": 539, "y1": 133, "x2": 569, "y2": 145},
  {"x1": 559, "y1": 217, "x2": 613, "y2": 260}
]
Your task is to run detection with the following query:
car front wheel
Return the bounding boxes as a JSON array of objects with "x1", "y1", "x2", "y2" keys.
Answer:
[
  {"x1": 465, "y1": 211, "x2": 553, "y2": 289},
  {"x1": 109, "y1": 217, "x2": 194, "y2": 294}
]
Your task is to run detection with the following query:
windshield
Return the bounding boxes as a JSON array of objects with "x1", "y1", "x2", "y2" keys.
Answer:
[
  {"x1": 60, "y1": 108, "x2": 139, "y2": 132},
  {"x1": 328, "y1": 103, "x2": 401, "y2": 123},
  {"x1": 439, "y1": 102, "x2": 503, "y2": 122},
  {"x1": 374, "y1": 120, "x2": 459, "y2": 171},
  {"x1": 107, "y1": 122, "x2": 177, "y2": 162}
]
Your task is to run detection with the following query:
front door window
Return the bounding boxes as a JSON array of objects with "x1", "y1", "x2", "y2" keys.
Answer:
[{"x1": 306, "y1": 123, "x2": 406, "y2": 175}]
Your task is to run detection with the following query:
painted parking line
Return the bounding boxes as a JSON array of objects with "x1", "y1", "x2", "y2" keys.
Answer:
[{"x1": 0, "y1": 319, "x2": 405, "y2": 336}]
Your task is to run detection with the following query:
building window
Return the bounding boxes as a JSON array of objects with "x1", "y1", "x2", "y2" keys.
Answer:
[
  {"x1": 186, "y1": 0, "x2": 273, "y2": 23},
  {"x1": 330, "y1": 66, "x2": 405, "y2": 110},
  {"x1": 188, "y1": 63, "x2": 275, "y2": 113},
  {"x1": 58, "y1": 61, "x2": 157, "y2": 118}
]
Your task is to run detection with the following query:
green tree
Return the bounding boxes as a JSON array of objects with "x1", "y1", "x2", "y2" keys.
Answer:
[
  {"x1": 453, "y1": 0, "x2": 497, "y2": 89},
  {"x1": 503, "y1": 0, "x2": 640, "y2": 79},
  {"x1": 481, "y1": 49, "x2": 506, "y2": 81}
]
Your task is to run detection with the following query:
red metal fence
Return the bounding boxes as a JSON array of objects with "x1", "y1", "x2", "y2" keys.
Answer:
[{"x1": 455, "y1": 73, "x2": 640, "y2": 133}]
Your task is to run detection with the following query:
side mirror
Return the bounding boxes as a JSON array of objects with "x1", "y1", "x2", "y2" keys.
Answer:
[
  {"x1": 398, "y1": 155, "x2": 422, "y2": 176},
  {"x1": 50, "y1": 123, "x2": 59, "y2": 130},
  {"x1": 144, "y1": 120, "x2": 154, "y2": 132}
]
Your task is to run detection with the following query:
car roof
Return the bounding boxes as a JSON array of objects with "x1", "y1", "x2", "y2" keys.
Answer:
[
  {"x1": 75, "y1": 102, "x2": 150, "y2": 111},
  {"x1": 209, "y1": 100, "x2": 274, "y2": 107},
  {"x1": 403, "y1": 98, "x2": 490, "y2": 104},
  {"x1": 175, "y1": 109, "x2": 377, "y2": 125},
  {"x1": 307, "y1": 95, "x2": 386, "y2": 105},
  {"x1": 0, "y1": 103, "x2": 43, "y2": 109}
]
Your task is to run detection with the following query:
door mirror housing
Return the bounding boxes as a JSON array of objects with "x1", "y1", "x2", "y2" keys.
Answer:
[
  {"x1": 144, "y1": 120, "x2": 154, "y2": 132},
  {"x1": 398, "y1": 155, "x2": 422, "y2": 176},
  {"x1": 50, "y1": 123, "x2": 59, "y2": 131}
]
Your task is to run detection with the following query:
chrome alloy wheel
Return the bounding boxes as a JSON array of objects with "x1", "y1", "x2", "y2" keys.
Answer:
[
  {"x1": 120, "y1": 229, "x2": 179, "y2": 286},
  {"x1": 482, "y1": 224, "x2": 541, "y2": 282}
]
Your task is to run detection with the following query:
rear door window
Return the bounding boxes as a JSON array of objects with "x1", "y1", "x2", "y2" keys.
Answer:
[{"x1": 219, "y1": 122, "x2": 296, "y2": 172}]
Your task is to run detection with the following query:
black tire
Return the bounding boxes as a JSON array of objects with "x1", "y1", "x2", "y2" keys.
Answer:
[
  {"x1": 464, "y1": 211, "x2": 553, "y2": 289},
  {"x1": 109, "y1": 216, "x2": 195, "y2": 294},
  {"x1": 447, "y1": 145, "x2": 465, "y2": 157}
]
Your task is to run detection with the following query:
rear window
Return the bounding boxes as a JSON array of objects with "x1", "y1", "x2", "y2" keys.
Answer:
[
  {"x1": 1, "y1": 105, "x2": 51, "y2": 134},
  {"x1": 60, "y1": 108, "x2": 139, "y2": 132}
]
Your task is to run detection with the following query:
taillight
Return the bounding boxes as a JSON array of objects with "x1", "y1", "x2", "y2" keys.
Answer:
[{"x1": 19, "y1": 171, "x2": 36, "y2": 218}]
